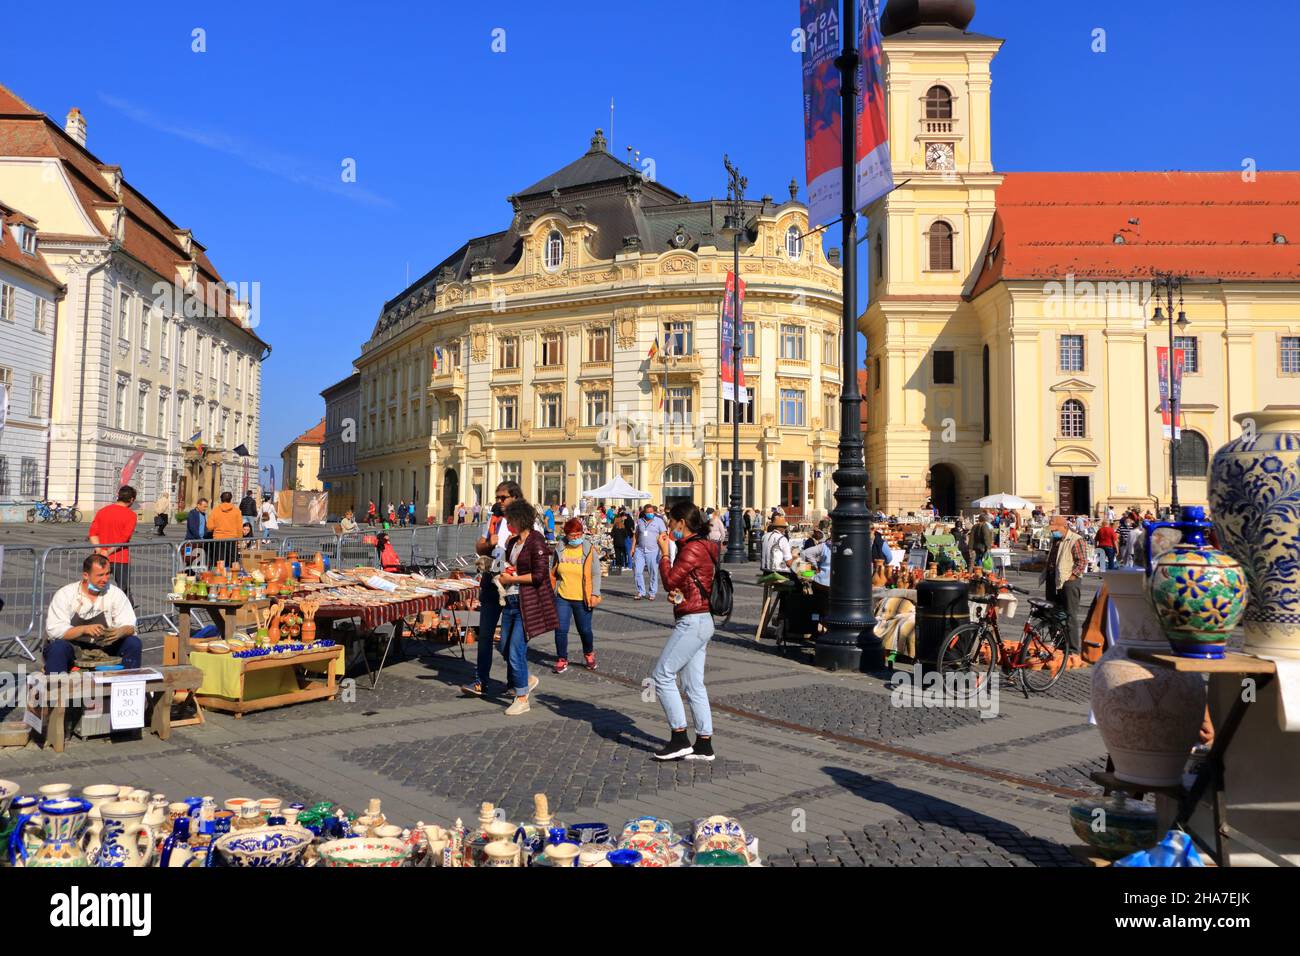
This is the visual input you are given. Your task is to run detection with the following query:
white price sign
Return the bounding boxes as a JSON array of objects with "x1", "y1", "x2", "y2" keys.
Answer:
[{"x1": 110, "y1": 681, "x2": 146, "y2": 730}]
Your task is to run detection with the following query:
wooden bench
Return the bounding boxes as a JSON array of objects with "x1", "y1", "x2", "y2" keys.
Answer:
[{"x1": 41, "y1": 665, "x2": 204, "y2": 753}]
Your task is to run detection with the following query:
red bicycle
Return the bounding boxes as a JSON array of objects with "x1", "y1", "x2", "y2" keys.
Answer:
[{"x1": 936, "y1": 583, "x2": 1072, "y2": 697}]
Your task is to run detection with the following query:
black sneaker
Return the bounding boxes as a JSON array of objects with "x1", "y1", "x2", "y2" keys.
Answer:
[
  {"x1": 652, "y1": 730, "x2": 693, "y2": 761},
  {"x1": 687, "y1": 736, "x2": 715, "y2": 762}
]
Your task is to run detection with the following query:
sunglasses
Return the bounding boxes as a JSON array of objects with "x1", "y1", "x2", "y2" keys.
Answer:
[{"x1": 495, "y1": 495, "x2": 511, "y2": 502}]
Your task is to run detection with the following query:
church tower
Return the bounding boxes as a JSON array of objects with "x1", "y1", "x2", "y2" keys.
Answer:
[{"x1": 861, "y1": 0, "x2": 1003, "y2": 516}]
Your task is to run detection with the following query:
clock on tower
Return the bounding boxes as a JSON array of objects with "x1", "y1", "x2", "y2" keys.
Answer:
[{"x1": 925, "y1": 142, "x2": 956, "y2": 171}]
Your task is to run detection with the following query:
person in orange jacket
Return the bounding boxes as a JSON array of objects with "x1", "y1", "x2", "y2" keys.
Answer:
[{"x1": 208, "y1": 491, "x2": 244, "y2": 566}]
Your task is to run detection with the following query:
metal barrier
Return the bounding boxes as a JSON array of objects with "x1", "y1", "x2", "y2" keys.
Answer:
[
  {"x1": 38, "y1": 541, "x2": 181, "y2": 643},
  {"x1": 276, "y1": 531, "x2": 339, "y2": 560},
  {"x1": 0, "y1": 546, "x2": 40, "y2": 660},
  {"x1": 336, "y1": 532, "x2": 377, "y2": 570}
]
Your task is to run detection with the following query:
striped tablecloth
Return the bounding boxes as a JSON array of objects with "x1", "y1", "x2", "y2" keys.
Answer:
[{"x1": 307, "y1": 586, "x2": 479, "y2": 631}]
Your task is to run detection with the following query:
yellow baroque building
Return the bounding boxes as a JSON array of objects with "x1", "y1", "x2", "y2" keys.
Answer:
[
  {"x1": 861, "y1": 1, "x2": 1300, "y2": 517},
  {"x1": 354, "y1": 131, "x2": 849, "y2": 521}
]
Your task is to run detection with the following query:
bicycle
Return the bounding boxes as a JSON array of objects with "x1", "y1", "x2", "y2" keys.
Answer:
[
  {"x1": 26, "y1": 500, "x2": 57, "y2": 523},
  {"x1": 54, "y1": 503, "x2": 81, "y2": 523},
  {"x1": 936, "y1": 582, "x2": 1073, "y2": 698}
]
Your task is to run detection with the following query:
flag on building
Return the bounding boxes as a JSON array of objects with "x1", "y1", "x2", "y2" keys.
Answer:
[
  {"x1": 647, "y1": 337, "x2": 659, "y2": 360},
  {"x1": 856, "y1": 0, "x2": 893, "y2": 208},
  {"x1": 721, "y1": 271, "x2": 749, "y2": 404},
  {"x1": 431, "y1": 347, "x2": 442, "y2": 372}
]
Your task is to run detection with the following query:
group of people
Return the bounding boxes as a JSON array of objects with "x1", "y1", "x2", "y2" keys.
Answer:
[
  {"x1": 363, "y1": 500, "x2": 422, "y2": 527},
  {"x1": 459, "y1": 481, "x2": 719, "y2": 762}
]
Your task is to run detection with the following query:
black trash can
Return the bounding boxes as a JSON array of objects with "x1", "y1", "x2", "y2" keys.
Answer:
[
  {"x1": 914, "y1": 578, "x2": 970, "y2": 678},
  {"x1": 748, "y1": 528, "x2": 762, "y2": 562}
]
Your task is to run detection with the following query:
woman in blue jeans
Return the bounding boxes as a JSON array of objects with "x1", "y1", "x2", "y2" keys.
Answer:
[
  {"x1": 650, "y1": 501, "x2": 718, "y2": 762},
  {"x1": 492, "y1": 500, "x2": 558, "y2": 716},
  {"x1": 550, "y1": 518, "x2": 602, "y2": 672}
]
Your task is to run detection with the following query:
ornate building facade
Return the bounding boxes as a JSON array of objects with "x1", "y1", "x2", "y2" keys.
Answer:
[
  {"x1": 319, "y1": 372, "x2": 360, "y2": 517},
  {"x1": 862, "y1": 0, "x2": 1300, "y2": 516},
  {"x1": 0, "y1": 85, "x2": 267, "y2": 512},
  {"x1": 355, "y1": 131, "x2": 846, "y2": 520}
]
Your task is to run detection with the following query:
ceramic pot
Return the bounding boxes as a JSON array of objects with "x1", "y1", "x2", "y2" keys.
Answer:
[
  {"x1": 542, "y1": 842, "x2": 580, "y2": 867},
  {"x1": 0, "y1": 779, "x2": 18, "y2": 819},
  {"x1": 1092, "y1": 570, "x2": 1205, "y2": 787},
  {"x1": 484, "y1": 840, "x2": 520, "y2": 867},
  {"x1": 1068, "y1": 794, "x2": 1159, "y2": 860},
  {"x1": 93, "y1": 801, "x2": 154, "y2": 868},
  {"x1": 1208, "y1": 406, "x2": 1300, "y2": 659},
  {"x1": 12, "y1": 798, "x2": 92, "y2": 868},
  {"x1": 143, "y1": 795, "x2": 168, "y2": 832},
  {"x1": 39, "y1": 783, "x2": 72, "y2": 801},
  {"x1": 257, "y1": 798, "x2": 283, "y2": 818},
  {"x1": 1147, "y1": 511, "x2": 1249, "y2": 659},
  {"x1": 316, "y1": 836, "x2": 409, "y2": 867},
  {"x1": 214, "y1": 825, "x2": 314, "y2": 867}
]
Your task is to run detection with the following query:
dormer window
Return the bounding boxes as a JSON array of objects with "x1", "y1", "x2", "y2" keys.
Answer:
[
  {"x1": 785, "y1": 225, "x2": 803, "y2": 260},
  {"x1": 544, "y1": 230, "x2": 564, "y2": 271},
  {"x1": 16, "y1": 224, "x2": 36, "y2": 255}
]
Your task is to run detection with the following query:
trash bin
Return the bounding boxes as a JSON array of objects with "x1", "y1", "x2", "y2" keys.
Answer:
[
  {"x1": 748, "y1": 528, "x2": 762, "y2": 562},
  {"x1": 914, "y1": 578, "x2": 970, "y2": 678}
]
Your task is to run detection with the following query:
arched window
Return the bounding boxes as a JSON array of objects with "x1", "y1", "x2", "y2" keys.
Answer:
[
  {"x1": 928, "y1": 220, "x2": 954, "y2": 271},
  {"x1": 1176, "y1": 431, "x2": 1210, "y2": 477},
  {"x1": 1060, "y1": 399, "x2": 1086, "y2": 438},
  {"x1": 662, "y1": 464, "x2": 695, "y2": 504},
  {"x1": 785, "y1": 225, "x2": 803, "y2": 260},
  {"x1": 544, "y1": 230, "x2": 564, "y2": 271},
  {"x1": 925, "y1": 86, "x2": 953, "y2": 119}
]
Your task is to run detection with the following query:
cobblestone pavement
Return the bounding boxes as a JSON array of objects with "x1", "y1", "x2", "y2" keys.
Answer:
[{"x1": 0, "y1": 559, "x2": 1116, "y2": 865}]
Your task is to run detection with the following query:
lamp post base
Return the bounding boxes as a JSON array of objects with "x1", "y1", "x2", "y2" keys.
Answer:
[{"x1": 814, "y1": 642, "x2": 862, "y2": 672}]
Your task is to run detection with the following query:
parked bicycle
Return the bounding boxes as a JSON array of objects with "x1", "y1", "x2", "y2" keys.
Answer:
[
  {"x1": 54, "y1": 503, "x2": 81, "y2": 523},
  {"x1": 936, "y1": 582, "x2": 1073, "y2": 697},
  {"x1": 26, "y1": 501, "x2": 56, "y2": 523}
]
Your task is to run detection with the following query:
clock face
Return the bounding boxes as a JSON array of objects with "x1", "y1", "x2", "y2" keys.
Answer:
[{"x1": 926, "y1": 142, "x2": 955, "y2": 171}]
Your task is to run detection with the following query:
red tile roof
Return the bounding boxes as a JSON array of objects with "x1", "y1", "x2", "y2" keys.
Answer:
[
  {"x1": 969, "y1": 172, "x2": 1300, "y2": 298},
  {"x1": 289, "y1": 419, "x2": 326, "y2": 446},
  {"x1": 0, "y1": 202, "x2": 61, "y2": 287},
  {"x1": 0, "y1": 83, "x2": 266, "y2": 347}
]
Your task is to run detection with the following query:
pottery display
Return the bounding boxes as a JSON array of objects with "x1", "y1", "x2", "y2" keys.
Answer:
[
  {"x1": 542, "y1": 842, "x2": 580, "y2": 867},
  {"x1": 159, "y1": 817, "x2": 196, "y2": 868},
  {"x1": 38, "y1": 783, "x2": 72, "y2": 801},
  {"x1": 317, "y1": 836, "x2": 410, "y2": 868},
  {"x1": 1068, "y1": 794, "x2": 1159, "y2": 860},
  {"x1": 1092, "y1": 569, "x2": 1206, "y2": 787},
  {"x1": 0, "y1": 779, "x2": 18, "y2": 819},
  {"x1": 484, "y1": 840, "x2": 520, "y2": 867},
  {"x1": 566, "y1": 822, "x2": 610, "y2": 845},
  {"x1": 92, "y1": 801, "x2": 155, "y2": 868},
  {"x1": 1208, "y1": 407, "x2": 1300, "y2": 659},
  {"x1": 214, "y1": 825, "x2": 314, "y2": 867},
  {"x1": 11, "y1": 798, "x2": 92, "y2": 868},
  {"x1": 1147, "y1": 507, "x2": 1249, "y2": 659}
]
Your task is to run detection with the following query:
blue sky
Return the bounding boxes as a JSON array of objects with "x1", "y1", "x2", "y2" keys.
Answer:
[{"x1": 8, "y1": 0, "x2": 1299, "y2": 475}]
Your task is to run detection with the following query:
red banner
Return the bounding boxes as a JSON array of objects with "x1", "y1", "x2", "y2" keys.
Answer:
[
  {"x1": 119, "y1": 450, "x2": 145, "y2": 487},
  {"x1": 721, "y1": 271, "x2": 748, "y2": 403},
  {"x1": 1156, "y1": 346, "x2": 1185, "y2": 439}
]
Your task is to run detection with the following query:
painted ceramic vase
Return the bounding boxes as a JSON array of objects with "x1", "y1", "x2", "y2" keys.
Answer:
[
  {"x1": 12, "y1": 798, "x2": 92, "y2": 868},
  {"x1": 1208, "y1": 407, "x2": 1300, "y2": 659},
  {"x1": 316, "y1": 836, "x2": 409, "y2": 867},
  {"x1": 1068, "y1": 794, "x2": 1159, "y2": 861},
  {"x1": 1091, "y1": 570, "x2": 1205, "y2": 787},
  {"x1": 93, "y1": 801, "x2": 154, "y2": 868},
  {"x1": 1147, "y1": 510, "x2": 1249, "y2": 659},
  {"x1": 0, "y1": 779, "x2": 19, "y2": 819},
  {"x1": 214, "y1": 825, "x2": 314, "y2": 867}
]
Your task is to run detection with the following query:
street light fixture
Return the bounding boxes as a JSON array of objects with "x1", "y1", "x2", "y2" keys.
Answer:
[
  {"x1": 1152, "y1": 272, "x2": 1189, "y2": 514},
  {"x1": 721, "y1": 155, "x2": 748, "y2": 565}
]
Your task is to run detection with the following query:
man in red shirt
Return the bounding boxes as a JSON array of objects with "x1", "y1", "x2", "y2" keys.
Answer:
[
  {"x1": 1094, "y1": 520, "x2": 1119, "y2": 571},
  {"x1": 89, "y1": 485, "x2": 139, "y2": 602}
]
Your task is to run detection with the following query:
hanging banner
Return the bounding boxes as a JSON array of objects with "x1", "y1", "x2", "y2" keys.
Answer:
[
  {"x1": 1156, "y1": 346, "x2": 1186, "y2": 439},
  {"x1": 119, "y1": 450, "x2": 146, "y2": 487},
  {"x1": 855, "y1": 0, "x2": 893, "y2": 208},
  {"x1": 800, "y1": 0, "x2": 842, "y2": 227},
  {"x1": 720, "y1": 272, "x2": 748, "y2": 404}
]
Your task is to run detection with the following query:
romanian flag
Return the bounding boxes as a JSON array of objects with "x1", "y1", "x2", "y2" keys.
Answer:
[
  {"x1": 431, "y1": 348, "x2": 441, "y2": 373},
  {"x1": 188, "y1": 430, "x2": 203, "y2": 455},
  {"x1": 647, "y1": 337, "x2": 659, "y2": 360}
]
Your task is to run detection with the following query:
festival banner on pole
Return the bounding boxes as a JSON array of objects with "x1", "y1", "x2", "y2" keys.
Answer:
[
  {"x1": 800, "y1": 0, "x2": 842, "y2": 227},
  {"x1": 721, "y1": 271, "x2": 748, "y2": 404},
  {"x1": 1156, "y1": 346, "x2": 1185, "y2": 439},
  {"x1": 855, "y1": 0, "x2": 893, "y2": 208},
  {"x1": 119, "y1": 450, "x2": 145, "y2": 487}
]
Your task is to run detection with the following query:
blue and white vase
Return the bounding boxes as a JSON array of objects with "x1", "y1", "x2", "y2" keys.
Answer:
[
  {"x1": 1208, "y1": 407, "x2": 1300, "y2": 659},
  {"x1": 93, "y1": 801, "x2": 154, "y2": 867}
]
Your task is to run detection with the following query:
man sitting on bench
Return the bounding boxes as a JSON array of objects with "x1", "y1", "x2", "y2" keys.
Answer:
[{"x1": 45, "y1": 553, "x2": 141, "y2": 673}]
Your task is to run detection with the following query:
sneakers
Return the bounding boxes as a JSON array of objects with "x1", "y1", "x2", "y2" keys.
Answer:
[
  {"x1": 687, "y1": 736, "x2": 715, "y2": 762},
  {"x1": 460, "y1": 681, "x2": 483, "y2": 698},
  {"x1": 652, "y1": 730, "x2": 693, "y2": 761},
  {"x1": 504, "y1": 696, "x2": 530, "y2": 716},
  {"x1": 527, "y1": 674, "x2": 540, "y2": 694},
  {"x1": 554, "y1": 658, "x2": 569, "y2": 674},
  {"x1": 584, "y1": 652, "x2": 597, "y2": 671}
]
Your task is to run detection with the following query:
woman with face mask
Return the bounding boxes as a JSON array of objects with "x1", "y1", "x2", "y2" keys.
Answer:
[{"x1": 549, "y1": 518, "x2": 602, "y2": 673}]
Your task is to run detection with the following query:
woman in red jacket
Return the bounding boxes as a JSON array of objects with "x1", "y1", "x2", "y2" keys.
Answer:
[
  {"x1": 493, "y1": 500, "x2": 557, "y2": 716},
  {"x1": 650, "y1": 501, "x2": 719, "y2": 762}
]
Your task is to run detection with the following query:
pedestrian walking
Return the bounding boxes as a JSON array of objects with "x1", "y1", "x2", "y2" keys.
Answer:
[
  {"x1": 239, "y1": 491, "x2": 257, "y2": 524},
  {"x1": 1041, "y1": 515, "x2": 1086, "y2": 655},
  {"x1": 543, "y1": 505, "x2": 556, "y2": 541},
  {"x1": 632, "y1": 504, "x2": 668, "y2": 599},
  {"x1": 259, "y1": 495, "x2": 279, "y2": 540},
  {"x1": 550, "y1": 518, "x2": 601, "y2": 673},
  {"x1": 153, "y1": 492, "x2": 170, "y2": 536},
  {"x1": 463, "y1": 482, "x2": 523, "y2": 698},
  {"x1": 970, "y1": 512, "x2": 994, "y2": 570},
  {"x1": 88, "y1": 485, "x2": 139, "y2": 602},
  {"x1": 651, "y1": 501, "x2": 719, "y2": 762},
  {"x1": 611, "y1": 509, "x2": 631, "y2": 570},
  {"x1": 1095, "y1": 520, "x2": 1119, "y2": 571},
  {"x1": 492, "y1": 500, "x2": 557, "y2": 716},
  {"x1": 366, "y1": 500, "x2": 377, "y2": 526}
]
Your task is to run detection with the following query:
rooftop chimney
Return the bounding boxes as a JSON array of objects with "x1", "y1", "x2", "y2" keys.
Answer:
[{"x1": 65, "y1": 108, "x2": 87, "y2": 146}]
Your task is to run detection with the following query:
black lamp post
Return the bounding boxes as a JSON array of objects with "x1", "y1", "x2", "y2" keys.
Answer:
[
  {"x1": 819, "y1": 0, "x2": 882, "y2": 672},
  {"x1": 1152, "y1": 272, "x2": 1190, "y2": 514},
  {"x1": 721, "y1": 155, "x2": 748, "y2": 565}
]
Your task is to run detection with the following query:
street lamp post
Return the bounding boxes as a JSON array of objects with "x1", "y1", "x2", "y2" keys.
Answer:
[
  {"x1": 722, "y1": 155, "x2": 748, "y2": 565},
  {"x1": 1152, "y1": 272, "x2": 1190, "y2": 514},
  {"x1": 820, "y1": 0, "x2": 882, "y2": 672}
]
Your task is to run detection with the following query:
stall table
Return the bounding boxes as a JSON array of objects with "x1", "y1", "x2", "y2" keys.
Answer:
[
  {"x1": 42, "y1": 665, "x2": 204, "y2": 752},
  {"x1": 192, "y1": 646, "x2": 343, "y2": 717},
  {"x1": 169, "y1": 597, "x2": 270, "y2": 665}
]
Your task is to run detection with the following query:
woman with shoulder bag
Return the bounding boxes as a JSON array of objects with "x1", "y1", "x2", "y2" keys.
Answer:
[
  {"x1": 651, "y1": 501, "x2": 719, "y2": 763},
  {"x1": 493, "y1": 500, "x2": 558, "y2": 716},
  {"x1": 550, "y1": 518, "x2": 602, "y2": 673}
]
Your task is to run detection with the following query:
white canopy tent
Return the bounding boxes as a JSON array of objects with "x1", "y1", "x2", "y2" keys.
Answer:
[
  {"x1": 584, "y1": 476, "x2": 651, "y2": 500},
  {"x1": 971, "y1": 493, "x2": 1032, "y2": 510}
]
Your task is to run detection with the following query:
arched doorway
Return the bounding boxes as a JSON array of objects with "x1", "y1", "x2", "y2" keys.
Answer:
[
  {"x1": 662, "y1": 464, "x2": 695, "y2": 509},
  {"x1": 929, "y1": 463, "x2": 958, "y2": 518},
  {"x1": 442, "y1": 468, "x2": 458, "y2": 520}
]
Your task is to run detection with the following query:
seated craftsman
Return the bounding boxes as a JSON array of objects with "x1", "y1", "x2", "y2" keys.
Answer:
[{"x1": 44, "y1": 553, "x2": 141, "y2": 673}]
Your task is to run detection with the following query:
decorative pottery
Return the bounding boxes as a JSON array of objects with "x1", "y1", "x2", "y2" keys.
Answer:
[
  {"x1": 542, "y1": 842, "x2": 580, "y2": 867},
  {"x1": 317, "y1": 836, "x2": 409, "y2": 868},
  {"x1": 566, "y1": 822, "x2": 610, "y2": 845},
  {"x1": 159, "y1": 816, "x2": 195, "y2": 868},
  {"x1": 38, "y1": 783, "x2": 72, "y2": 801},
  {"x1": 621, "y1": 815, "x2": 674, "y2": 837},
  {"x1": 1092, "y1": 570, "x2": 1205, "y2": 787},
  {"x1": 606, "y1": 848, "x2": 642, "y2": 867},
  {"x1": 484, "y1": 840, "x2": 520, "y2": 867},
  {"x1": 1147, "y1": 507, "x2": 1249, "y2": 659},
  {"x1": 224, "y1": 797, "x2": 254, "y2": 813},
  {"x1": 1068, "y1": 794, "x2": 1159, "y2": 860},
  {"x1": 7, "y1": 796, "x2": 42, "y2": 861},
  {"x1": 92, "y1": 801, "x2": 154, "y2": 868},
  {"x1": 11, "y1": 798, "x2": 92, "y2": 868},
  {"x1": 143, "y1": 794, "x2": 169, "y2": 832},
  {"x1": 693, "y1": 849, "x2": 747, "y2": 866},
  {"x1": 578, "y1": 843, "x2": 610, "y2": 867},
  {"x1": 373, "y1": 824, "x2": 404, "y2": 841},
  {"x1": 694, "y1": 815, "x2": 746, "y2": 845},
  {"x1": 1208, "y1": 407, "x2": 1300, "y2": 659},
  {"x1": 0, "y1": 779, "x2": 18, "y2": 818},
  {"x1": 617, "y1": 832, "x2": 672, "y2": 864},
  {"x1": 214, "y1": 825, "x2": 314, "y2": 867},
  {"x1": 257, "y1": 797, "x2": 283, "y2": 818}
]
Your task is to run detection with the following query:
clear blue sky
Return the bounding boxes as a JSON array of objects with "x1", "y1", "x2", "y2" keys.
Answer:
[{"x1": 9, "y1": 0, "x2": 1298, "y2": 475}]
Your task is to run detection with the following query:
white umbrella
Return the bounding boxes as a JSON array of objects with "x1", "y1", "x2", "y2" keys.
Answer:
[
  {"x1": 584, "y1": 476, "x2": 651, "y2": 500},
  {"x1": 971, "y1": 493, "x2": 1032, "y2": 510}
]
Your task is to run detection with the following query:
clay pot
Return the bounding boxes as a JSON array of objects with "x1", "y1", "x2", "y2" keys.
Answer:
[
  {"x1": 872, "y1": 560, "x2": 886, "y2": 587},
  {"x1": 1148, "y1": 533, "x2": 1249, "y2": 659},
  {"x1": 1091, "y1": 570, "x2": 1205, "y2": 787}
]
